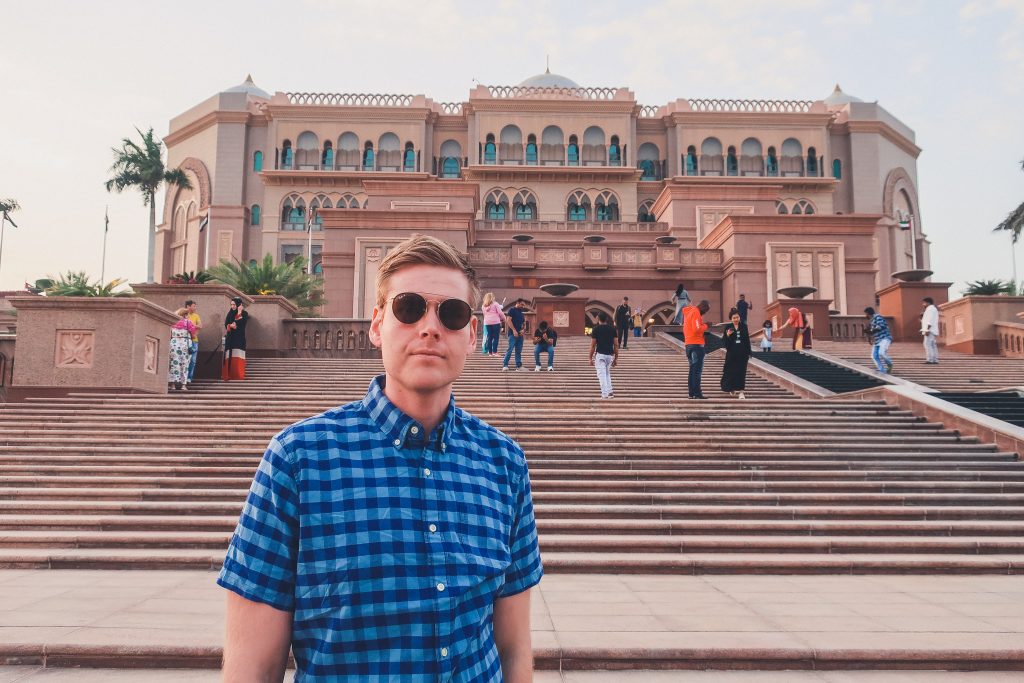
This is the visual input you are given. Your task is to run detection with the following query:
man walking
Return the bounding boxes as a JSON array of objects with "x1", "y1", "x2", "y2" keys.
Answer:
[
  {"x1": 614, "y1": 296, "x2": 632, "y2": 350},
  {"x1": 184, "y1": 299, "x2": 202, "y2": 383},
  {"x1": 682, "y1": 300, "x2": 711, "y2": 399},
  {"x1": 219, "y1": 235, "x2": 541, "y2": 682},
  {"x1": 735, "y1": 294, "x2": 751, "y2": 325},
  {"x1": 589, "y1": 311, "x2": 618, "y2": 398},
  {"x1": 865, "y1": 306, "x2": 894, "y2": 374},
  {"x1": 502, "y1": 299, "x2": 527, "y2": 371},
  {"x1": 921, "y1": 297, "x2": 940, "y2": 364},
  {"x1": 533, "y1": 320, "x2": 557, "y2": 371}
]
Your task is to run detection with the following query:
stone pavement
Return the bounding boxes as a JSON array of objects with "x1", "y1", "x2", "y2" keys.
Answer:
[{"x1": 0, "y1": 570, "x2": 1021, "y2": 673}]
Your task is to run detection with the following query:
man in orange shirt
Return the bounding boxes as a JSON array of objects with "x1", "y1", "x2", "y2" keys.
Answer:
[{"x1": 682, "y1": 300, "x2": 711, "y2": 399}]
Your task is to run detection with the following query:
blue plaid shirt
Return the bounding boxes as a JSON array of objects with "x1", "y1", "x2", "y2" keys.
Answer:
[
  {"x1": 869, "y1": 313, "x2": 892, "y2": 343},
  {"x1": 218, "y1": 376, "x2": 543, "y2": 682}
]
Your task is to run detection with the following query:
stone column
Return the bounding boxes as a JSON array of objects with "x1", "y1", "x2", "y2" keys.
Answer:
[{"x1": 876, "y1": 281, "x2": 952, "y2": 343}]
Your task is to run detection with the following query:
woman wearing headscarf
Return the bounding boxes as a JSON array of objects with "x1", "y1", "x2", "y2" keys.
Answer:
[
  {"x1": 168, "y1": 308, "x2": 198, "y2": 391},
  {"x1": 777, "y1": 306, "x2": 812, "y2": 350},
  {"x1": 671, "y1": 283, "x2": 690, "y2": 325},
  {"x1": 222, "y1": 297, "x2": 249, "y2": 381},
  {"x1": 720, "y1": 307, "x2": 751, "y2": 399}
]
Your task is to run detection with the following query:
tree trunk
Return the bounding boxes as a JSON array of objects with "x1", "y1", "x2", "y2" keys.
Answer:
[{"x1": 147, "y1": 194, "x2": 156, "y2": 283}]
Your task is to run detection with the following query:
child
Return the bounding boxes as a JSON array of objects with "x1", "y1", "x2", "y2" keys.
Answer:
[{"x1": 760, "y1": 320, "x2": 773, "y2": 352}]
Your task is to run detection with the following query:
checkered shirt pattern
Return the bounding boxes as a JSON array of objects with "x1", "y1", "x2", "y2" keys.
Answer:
[
  {"x1": 870, "y1": 313, "x2": 892, "y2": 342},
  {"x1": 218, "y1": 375, "x2": 543, "y2": 682}
]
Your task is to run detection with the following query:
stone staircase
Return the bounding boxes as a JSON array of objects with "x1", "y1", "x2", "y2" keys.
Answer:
[{"x1": 1, "y1": 337, "x2": 1023, "y2": 575}]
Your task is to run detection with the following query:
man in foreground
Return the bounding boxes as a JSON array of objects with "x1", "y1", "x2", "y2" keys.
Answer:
[
  {"x1": 682, "y1": 300, "x2": 711, "y2": 399},
  {"x1": 219, "y1": 235, "x2": 542, "y2": 682}
]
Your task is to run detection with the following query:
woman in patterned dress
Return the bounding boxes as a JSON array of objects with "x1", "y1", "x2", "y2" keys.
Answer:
[{"x1": 168, "y1": 308, "x2": 197, "y2": 391}]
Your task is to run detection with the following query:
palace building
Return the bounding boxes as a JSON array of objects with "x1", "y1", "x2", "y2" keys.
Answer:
[{"x1": 159, "y1": 72, "x2": 926, "y2": 328}]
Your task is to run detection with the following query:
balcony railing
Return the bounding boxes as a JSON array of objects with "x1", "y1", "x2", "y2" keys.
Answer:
[
  {"x1": 275, "y1": 148, "x2": 423, "y2": 173},
  {"x1": 478, "y1": 143, "x2": 628, "y2": 167},
  {"x1": 995, "y1": 322, "x2": 1024, "y2": 358},
  {"x1": 477, "y1": 220, "x2": 666, "y2": 233},
  {"x1": 283, "y1": 318, "x2": 380, "y2": 358},
  {"x1": 686, "y1": 153, "x2": 825, "y2": 178}
]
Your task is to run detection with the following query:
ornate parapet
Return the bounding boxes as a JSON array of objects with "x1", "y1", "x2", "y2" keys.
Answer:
[
  {"x1": 283, "y1": 318, "x2": 380, "y2": 359},
  {"x1": 995, "y1": 321, "x2": 1024, "y2": 358}
]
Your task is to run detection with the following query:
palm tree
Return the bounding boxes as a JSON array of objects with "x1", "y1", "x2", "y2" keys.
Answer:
[
  {"x1": 39, "y1": 271, "x2": 132, "y2": 297},
  {"x1": 207, "y1": 255, "x2": 324, "y2": 315},
  {"x1": 994, "y1": 158, "x2": 1024, "y2": 243},
  {"x1": 0, "y1": 198, "x2": 19, "y2": 275},
  {"x1": 963, "y1": 279, "x2": 1013, "y2": 296},
  {"x1": 105, "y1": 127, "x2": 192, "y2": 283}
]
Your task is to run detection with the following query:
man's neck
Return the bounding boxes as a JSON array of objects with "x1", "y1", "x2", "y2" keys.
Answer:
[{"x1": 383, "y1": 377, "x2": 451, "y2": 433}]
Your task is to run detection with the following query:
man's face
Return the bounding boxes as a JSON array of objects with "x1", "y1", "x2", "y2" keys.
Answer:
[
  {"x1": 187, "y1": 303, "x2": 196, "y2": 313},
  {"x1": 368, "y1": 264, "x2": 477, "y2": 396}
]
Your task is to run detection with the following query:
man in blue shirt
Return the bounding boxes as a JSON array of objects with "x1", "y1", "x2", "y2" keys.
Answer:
[
  {"x1": 502, "y1": 300, "x2": 527, "y2": 371},
  {"x1": 865, "y1": 306, "x2": 894, "y2": 374},
  {"x1": 219, "y1": 235, "x2": 542, "y2": 682}
]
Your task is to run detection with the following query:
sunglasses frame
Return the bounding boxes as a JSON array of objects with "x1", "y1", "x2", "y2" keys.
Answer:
[{"x1": 387, "y1": 292, "x2": 473, "y2": 331}]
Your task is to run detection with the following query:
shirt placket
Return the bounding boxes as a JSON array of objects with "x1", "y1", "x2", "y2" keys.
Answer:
[{"x1": 417, "y1": 436, "x2": 454, "y2": 682}]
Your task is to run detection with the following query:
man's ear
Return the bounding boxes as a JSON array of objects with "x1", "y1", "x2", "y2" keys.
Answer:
[
  {"x1": 368, "y1": 305, "x2": 384, "y2": 348},
  {"x1": 465, "y1": 316, "x2": 478, "y2": 354}
]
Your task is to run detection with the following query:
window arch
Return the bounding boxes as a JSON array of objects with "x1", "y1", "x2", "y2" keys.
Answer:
[
  {"x1": 484, "y1": 189, "x2": 509, "y2": 220},
  {"x1": 250, "y1": 204, "x2": 261, "y2": 226},
  {"x1": 440, "y1": 139, "x2": 462, "y2": 178},
  {"x1": 378, "y1": 133, "x2": 401, "y2": 171},
  {"x1": 173, "y1": 206, "x2": 185, "y2": 243},
  {"x1": 583, "y1": 126, "x2": 605, "y2": 166},
  {"x1": 685, "y1": 145, "x2": 698, "y2": 175},
  {"x1": 296, "y1": 132, "x2": 319, "y2": 169},
  {"x1": 638, "y1": 199, "x2": 656, "y2": 223},
  {"x1": 832, "y1": 158, "x2": 842, "y2": 180},
  {"x1": 513, "y1": 189, "x2": 538, "y2": 220},
  {"x1": 595, "y1": 191, "x2": 619, "y2": 221},
  {"x1": 701, "y1": 137, "x2": 723, "y2": 156},
  {"x1": 567, "y1": 134, "x2": 579, "y2": 166},
  {"x1": 339, "y1": 193, "x2": 362, "y2": 208},
  {"x1": 281, "y1": 140, "x2": 293, "y2": 169},
  {"x1": 525, "y1": 134, "x2": 538, "y2": 165},
  {"x1": 740, "y1": 138, "x2": 762, "y2": 156},
  {"x1": 338, "y1": 132, "x2": 360, "y2": 170},
  {"x1": 541, "y1": 125, "x2": 564, "y2": 165},
  {"x1": 740, "y1": 138, "x2": 763, "y2": 176},
  {"x1": 726, "y1": 145, "x2": 738, "y2": 176},
  {"x1": 499, "y1": 125, "x2": 523, "y2": 164},
  {"x1": 700, "y1": 137, "x2": 723, "y2": 176},
  {"x1": 780, "y1": 138, "x2": 803, "y2": 176},
  {"x1": 608, "y1": 135, "x2": 621, "y2": 166},
  {"x1": 567, "y1": 190, "x2": 590, "y2": 221},
  {"x1": 792, "y1": 199, "x2": 816, "y2": 215},
  {"x1": 253, "y1": 150, "x2": 263, "y2": 172},
  {"x1": 638, "y1": 142, "x2": 659, "y2": 180},
  {"x1": 322, "y1": 141, "x2": 334, "y2": 169},
  {"x1": 404, "y1": 142, "x2": 416, "y2": 172},
  {"x1": 484, "y1": 133, "x2": 496, "y2": 164},
  {"x1": 807, "y1": 147, "x2": 818, "y2": 176},
  {"x1": 281, "y1": 194, "x2": 306, "y2": 229},
  {"x1": 766, "y1": 146, "x2": 778, "y2": 176},
  {"x1": 775, "y1": 200, "x2": 789, "y2": 215},
  {"x1": 309, "y1": 196, "x2": 328, "y2": 231},
  {"x1": 363, "y1": 142, "x2": 375, "y2": 171}
]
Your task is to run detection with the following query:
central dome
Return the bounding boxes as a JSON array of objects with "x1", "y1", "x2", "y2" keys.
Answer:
[{"x1": 519, "y1": 70, "x2": 580, "y2": 89}]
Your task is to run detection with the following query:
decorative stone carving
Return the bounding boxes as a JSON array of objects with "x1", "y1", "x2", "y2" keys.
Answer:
[
  {"x1": 143, "y1": 336, "x2": 159, "y2": 374},
  {"x1": 553, "y1": 311, "x2": 569, "y2": 328},
  {"x1": 660, "y1": 248, "x2": 677, "y2": 261},
  {"x1": 517, "y1": 247, "x2": 530, "y2": 259},
  {"x1": 775, "y1": 253, "x2": 793, "y2": 290},
  {"x1": 797, "y1": 252, "x2": 814, "y2": 287},
  {"x1": 590, "y1": 248, "x2": 602, "y2": 260},
  {"x1": 366, "y1": 247, "x2": 382, "y2": 263},
  {"x1": 218, "y1": 231, "x2": 233, "y2": 261},
  {"x1": 55, "y1": 330, "x2": 94, "y2": 368}
]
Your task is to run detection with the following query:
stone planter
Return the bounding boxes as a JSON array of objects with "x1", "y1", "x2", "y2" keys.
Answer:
[
  {"x1": 7, "y1": 296, "x2": 179, "y2": 400},
  {"x1": 246, "y1": 295, "x2": 300, "y2": 356},
  {"x1": 132, "y1": 283, "x2": 252, "y2": 379},
  {"x1": 940, "y1": 295, "x2": 1024, "y2": 355},
  {"x1": 876, "y1": 280, "x2": 952, "y2": 343}
]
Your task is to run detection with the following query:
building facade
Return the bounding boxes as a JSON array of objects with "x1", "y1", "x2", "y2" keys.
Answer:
[{"x1": 159, "y1": 73, "x2": 926, "y2": 327}]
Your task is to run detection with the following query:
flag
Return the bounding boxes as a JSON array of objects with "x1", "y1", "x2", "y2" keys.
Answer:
[
  {"x1": 307, "y1": 208, "x2": 316, "y2": 232},
  {"x1": 898, "y1": 216, "x2": 912, "y2": 231},
  {"x1": 199, "y1": 215, "x2": 210, "y2": 233}
]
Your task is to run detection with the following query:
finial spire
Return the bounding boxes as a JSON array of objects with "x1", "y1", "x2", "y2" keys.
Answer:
[{"x1": 546, "y1": 54, "x2": 550, "y2": 74}]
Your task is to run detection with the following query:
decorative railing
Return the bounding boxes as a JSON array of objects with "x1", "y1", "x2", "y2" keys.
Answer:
[
  {"x1": 995, "y1": 321, "x2": 1024, "y2": 358},
  {"x1": 283, "y1": 318, "x2": 380, "y2": 358},
  {"x1": 286, "y1": 92, "x2": 414, "y2": 106},
  {"x1": 438, "y1": 102, "x2": 463, "y2": 115},
  {"x1": 477, "y1": 220, "x2": 667, "y2": 233},
  {"x1": 638, "y1": 105, "x2": 660, "y2": 118},
  {"x1": 688, "y1": 98, "x2": 814, "y2": 114},
  {"x1": 828, "y1": 315, "x2": 894, "y2": 342},
  {"x1": 485, "y1": 85, "x2": 619, "y2": 100}
]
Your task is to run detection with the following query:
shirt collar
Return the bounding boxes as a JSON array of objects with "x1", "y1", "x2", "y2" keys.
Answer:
[{"x1": 361, "y1": 375, "x2": 456, "y2": 452}]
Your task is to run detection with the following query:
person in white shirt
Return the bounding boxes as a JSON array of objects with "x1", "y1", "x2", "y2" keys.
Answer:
[{"x1": 920, "y1": 297, "x2": 940, "y2": 364}]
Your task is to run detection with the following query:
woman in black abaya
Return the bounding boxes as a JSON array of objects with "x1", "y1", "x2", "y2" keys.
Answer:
[{"x1": 720, "y1": 308, "x2": 751, "y2": 399}]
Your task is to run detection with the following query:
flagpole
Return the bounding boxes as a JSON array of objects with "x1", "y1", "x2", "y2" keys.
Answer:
[
  {"x1": 203, "y1": 212, "x2": 212, "y2": 270},
  {"x1": 0, "y1": 213, "x2": 7, "y2": 284},
  {"x1": 101, "y1": 206, "x2": 109, "y2": 283},
  {"x1": 307, "y1": 209, "x2": 314, "y2": 274}
]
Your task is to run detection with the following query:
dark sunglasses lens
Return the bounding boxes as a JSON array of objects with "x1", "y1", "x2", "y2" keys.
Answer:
[
  {"x1": 392, "y1": 293, "x2": 427, "y2": 324},
  {"x1": 438, "y1": 299, "x2": 473, "y2": 330}
]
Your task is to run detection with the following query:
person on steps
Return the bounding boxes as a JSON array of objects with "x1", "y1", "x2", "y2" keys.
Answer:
[
  {"x1": 222, "y1": 297, "x2": 249, "y2": 381},
  {"x1": 533, "y1": 320, "x2": 557, "y2": 371},
  {"x1": 921, "y1": 297, "x2": 940, "y2": 364},
  {"x1": 760, "y1": 320, "x2": 774, "y2": 352},
  {"x1": 865, "y1": 306, "x2": 894, "y2": 374},
  {"x1": 614, "y1": 297, "x2": 632, "y2": 350},
  {"x1": 778, "y1": 306, "x2": 812, "y2": 350},
  {"x1": 480, "y1": 292, "x2": 505, "y2": 356},
  {"x1": 219, "y1": 235, "x2": 541, "y2": 682},
  {"x1": 502, "y1": 299, "x2": 527, "y2": 371},
  {"x1": 721, "y1": 308, "x2": 751, "y2": 399},
  {"x1": 168, "y1": 308, "x2": 197, "y2": 391},
  {"x1": 589, "y1": 311, "x2": 618, "y2": 398},
  {"x1": 671, "y1": 284, "x2": 690, "y2": 325},
  {"x1": 682, "y1": 300, "x2": 711, "y2": 399}
]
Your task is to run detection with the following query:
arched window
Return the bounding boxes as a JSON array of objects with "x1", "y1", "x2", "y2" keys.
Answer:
[
  {"x1": 766, "y1": 146, "x2": 778, "y2": 176},
  {"x1": 296, "y1": 132, "x2": 319, "y2": 169},
  {"x1": 282, "y1": 195, "x2": 306, "y2": 229},
  {"x1": 726, "y1": 145, "x2": 738, "y2": 176},
  {"x1": 781, "y1": 138, "x2": 803, "y2": 176},
  {"x1": 321, "y1": 142, "x2": 334, "y2": 169},
  {"x1": 608, "y1": 135, "x2": 621, "y2": 166},
  {"x1": 484, "y1": 133, "x2": 496, "y2": 164},
  {"x1": 440, "y1": 139, "x2": 462, "y2": 178},
  {"x1": 281, "y1": 140, "x2": 293, "y2": 169},
  {"x1": 832, "y1": 158, "x2": 842, "y2": 180},
  {"x1": 337, "y1": 132, "x2": 360, "y2": 169},
  {"x1": 638, "y1": 143, "x2": 659, "y2": 180},
  {"x1": 378, "y1": 133, "x2": 401, "y2": 171},
  {"x1": 484, "y1": 189, "x2": 509, "y2": 220},
  {"x1": 740, "y1": 138, "x2": 763, "y2": 176},
  {"x1": 685, "y1": 145, "x2": 698, "y2": 175},
  {"x1": 807, "y1": 147, "x2": 818, "y2": 176},
  {"x1": 595, "y1": 191, "x2": 619, "y2": 221},
  {"x1": 173, "y1": 207, "x2": 185, "y2": 243},
  {"x1": 513, "y1": 189, "x2": 538, "y2": 220},
  {"x1": 794, "y1": 199, "x2": 815, "y2": 215},
  {"x1": 250, "y1": 204, "x2": 261, "y2": 226},
  {"x1": 583, "y1": 126, "x2": 605, "y2": 166},
  {"x1": 499, "y1": 125, "x2": 523, "y2": 164},
  {"x1": 567, "y1": 190, "x2": 590, "y2": 221},
  {"x1": 567, "y1": 134, "x2": 579, "y2": 166},
  {"x1": 700, "y1": 137, "x2": 723, "y2": 176},
  {"x1": 541, "y1": 125, "x2": 564, "y2": 165},
  {"x1": 309, "y1": 196, "x2": 326, "y2": 231},
  {"x1": 525, "y1": 134, "x2": 538, "y2": 165},
  {"x1": 363, "y1": 142, "x2": 375, "y2": 171},
  {"x1": 638, "y1": 199, "x2": 656, "y2": 223},
  {"x1": 253, "y1": 150, "x2": 263, "y2": 172},
  {"x1": 404, "y1": 142, "x2": 416, "y2": 172},
  {"x1": 339, "y1": 193, "x2": 362, "y2": 208},
  {"x1": 775, "y1": 200, "x2": 789, "y2": 215}
]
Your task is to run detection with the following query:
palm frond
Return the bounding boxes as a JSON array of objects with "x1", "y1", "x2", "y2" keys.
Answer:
[
  {"x1": 207, "y1": 255, "x2": 324, "y2": 312},
  {"x1": 995, "y1": 200, "x2": 1024, "y2": 244}
]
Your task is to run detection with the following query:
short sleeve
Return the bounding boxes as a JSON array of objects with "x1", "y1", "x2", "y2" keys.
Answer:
[
  {"x1": 498, "y1": 464, "x2": 543, "y2": 597},
  {"x1": 217, "y1": 435, "x2": 300, "y2": 612}
]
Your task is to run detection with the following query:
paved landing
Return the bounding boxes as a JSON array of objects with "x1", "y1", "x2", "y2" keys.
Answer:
[{"x1": 0, "y1": 571, "x2": 1021, "y2": 671}]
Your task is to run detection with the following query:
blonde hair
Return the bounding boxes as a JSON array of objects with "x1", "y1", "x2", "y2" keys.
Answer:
[
  {"x1": 375, "y1": 234, "x2": 480, "y2": 308},
  {"x1": 174, "y1": 307, "x2": 188, "y2": 317},
  {"x1": 482, "y1": 292, "x2": 494, "y2": 307}
]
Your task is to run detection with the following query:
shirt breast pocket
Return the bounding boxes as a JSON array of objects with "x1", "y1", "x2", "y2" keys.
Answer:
[{"x1": 448, "y1": 499, "x2": 513, "y2": 588}]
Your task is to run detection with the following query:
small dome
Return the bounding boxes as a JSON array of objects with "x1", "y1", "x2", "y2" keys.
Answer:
[
  {"x1": 224, "y1": 74, "x2": 270, "y2": 99},
  {"x1": 518, "y1": 69, "x2": 580, "y2": 89},
  {"x1": 824, "y1": 83, "x2": 863, "y2": 106}
]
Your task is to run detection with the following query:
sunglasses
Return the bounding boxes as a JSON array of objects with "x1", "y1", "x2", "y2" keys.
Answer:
[{"x1": 388, "y1": 292, "x2": 473, "y2": 331}]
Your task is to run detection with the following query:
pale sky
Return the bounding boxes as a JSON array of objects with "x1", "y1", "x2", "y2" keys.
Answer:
[{"x1": 1, "y1": 0, "x2": 1023, "y2": 294}]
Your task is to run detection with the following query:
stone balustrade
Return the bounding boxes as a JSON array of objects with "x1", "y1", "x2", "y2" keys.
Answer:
[
  {"x1": 995, "y1": 321, "x2": 1024, "y2": 358},
  {"x1": 283, "y1": 318, "x2": 380, "y2": 358}
]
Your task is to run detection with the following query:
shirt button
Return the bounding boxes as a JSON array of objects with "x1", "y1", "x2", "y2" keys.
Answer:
[
  {"x1": 441, "y1": 647, "x2": 449, "y2": 658},
  {"x1": 424, "y1": 468, "x2": 431, "y2": 476},
  {"x1": 441, "y1": 443, "x2": 446, "y2": 451},
  {"x1": 410, "y1": 426, "x2": 419, "y2": 434},
  {"x1": 393, "y1": 439, "x2": 401, "y2": 447},
  {"x1": 428, "y1": 524, "x2": 437, "y2": 533},
  {"x1": 436, "y1": 582, "x2": 445, "y2": 592}
]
